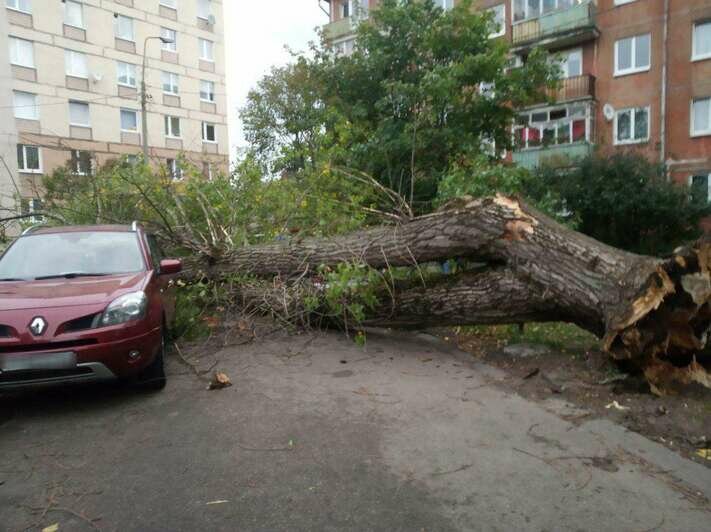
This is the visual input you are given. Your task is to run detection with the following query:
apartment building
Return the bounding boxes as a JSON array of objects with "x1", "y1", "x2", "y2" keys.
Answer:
[
  {"x1": 1, "y1": 0, "x2": 229, "y2": 230},
  {"x1": 321, "y1": 0, "x2": 711, "y2": 197}
]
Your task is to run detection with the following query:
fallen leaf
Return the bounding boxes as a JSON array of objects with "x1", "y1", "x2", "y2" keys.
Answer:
[
  {"x1": 207, "y1": 372, "x2": 232, "y2": 390},
  {"x1": 696, "y1": 449, "x2": 711, "y2": 460},
  {"x1": 605, "y1": 400, "x2": 630, "y2": 412},
  {"x1": 42, "y1": 525, "x2": 59, "y2": 532}
]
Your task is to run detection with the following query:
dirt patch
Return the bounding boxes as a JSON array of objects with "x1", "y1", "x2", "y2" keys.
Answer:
[{"x1": 448, "y1": 324, "x2": 711, "y2": 469}]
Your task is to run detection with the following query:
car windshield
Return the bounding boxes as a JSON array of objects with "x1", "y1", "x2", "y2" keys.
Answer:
[{"x1": 0, "y1": 231, "x2": 145, "y2": 280}]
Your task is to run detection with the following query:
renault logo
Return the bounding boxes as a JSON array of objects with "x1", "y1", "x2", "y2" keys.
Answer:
[{"x1": 29, "y1": 316, "x2": 47, "y2": 336}]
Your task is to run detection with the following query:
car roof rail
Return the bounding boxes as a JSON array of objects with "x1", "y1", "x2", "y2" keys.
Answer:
[
  {"x1": 21, "y1": 224, "x2": 44, "y2": 236},
  {"x1": 131, "y1": 220, "x2": 139, "y2": 232}
]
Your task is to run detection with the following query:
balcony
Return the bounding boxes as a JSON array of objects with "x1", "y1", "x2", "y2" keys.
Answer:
[
  {"x1": 512, "y1": 2, "x2": 598, "y2": 50},
  {"x1": 513, "y1": 142, "x2": 594, "y2": 170},
  {"x1": 323, "y1": 17, "x2": 356, "y2": 42},
  {"x1": 545, "y1": 74, "x2": 595, "y2": 103}
]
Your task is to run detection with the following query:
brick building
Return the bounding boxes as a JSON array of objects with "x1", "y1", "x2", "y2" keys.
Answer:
[
  {"x1": 320, "y1": 0, "x2": 711, "y2": 198},
  {"x1": 0, "y1": 0, "x2": 229, "y2": 233}
]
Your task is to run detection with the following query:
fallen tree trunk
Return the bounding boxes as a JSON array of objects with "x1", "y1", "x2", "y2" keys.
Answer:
[{"x1": 207, "y1": 195, "x2": 711, "y2": 395}]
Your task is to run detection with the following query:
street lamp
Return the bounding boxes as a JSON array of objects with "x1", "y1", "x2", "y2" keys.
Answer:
[{"x1": 141, "y1": 36, "x2": 174, "y2": 160}]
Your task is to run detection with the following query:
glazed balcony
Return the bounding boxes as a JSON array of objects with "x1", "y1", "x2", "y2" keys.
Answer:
[
  {"x1": 323, "y1": 17, "x2": 356, "y2": 42},
  {"x1": 513, "y1": 142, "x2": 594, "y2": 170},
  {"x1": 512, "y1": 2, "x2": 598, "y2": 50}
]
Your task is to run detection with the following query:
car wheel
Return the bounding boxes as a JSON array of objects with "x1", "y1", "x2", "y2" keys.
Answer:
[{"x1": 134, "y1": 331, "x2": 167, "y2": 391}]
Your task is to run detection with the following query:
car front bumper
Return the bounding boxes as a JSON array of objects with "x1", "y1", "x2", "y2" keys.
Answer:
[{"x1": 0, "y1": 327, "x2": 161, "y2": 390}]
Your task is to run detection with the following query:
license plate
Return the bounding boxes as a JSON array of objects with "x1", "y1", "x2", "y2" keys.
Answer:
[{"x1": 0, "y1": 352, "x2": 77, "y2": 372}]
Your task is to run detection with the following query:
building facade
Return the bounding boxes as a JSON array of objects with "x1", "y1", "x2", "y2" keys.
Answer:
[
  {"x1": 1, "y1": 0, "x2": 229, "y2": 231},
  {"x1": 321, "y1": 0, "x2": 711, "y2": 198}
]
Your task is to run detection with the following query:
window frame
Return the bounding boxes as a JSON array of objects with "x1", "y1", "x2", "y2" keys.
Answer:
[
  {"x1": 488, "y1": 4, "x2": 506, "y2": 38},
  {"x1": 70, "y1": 149, "x2": 93, "y2": 176},
  {"x1": 116, "y1": 61, "x2": 136, "y2": 88},
  {"x1": 167, "y1": 158, "x2": 183, "y2": 180},
  {"x1": 199, "y1": 38, "x2": 214, "y2": 62},
  {"x1": 202, "y1": 122, "x2": 216, "y2": 143},
  {"x1": 200, "y1": 80, "x2": 215, "y2": 102},
  {"x1": 161, "y1": 27, "x2": 177, "y2": 52},
  {"x1": 161, "y1": 71, "x2": 180, "y2": 95},
  {"x1": 65, "y1": 49, "x2": 88, "y2": 78},
  {"x1": 13, "y1": 90, "x2": 38, "y2": 120},
  {"x1": 689, "y1": 173, "x2": 711, "y2": 204},
  {"x1": 16, "y1": 144, "x2": 42, "y2": 173},
  {"x1": 614, "y1": 33, "x2": 651, "y2": 77},
  {"x1": 691, "y1": 97, "x2": 711, "y2": 137},
  {"x1": 68, "y1": 100, "x2": 91, "y2": 127},
  {"x1": 613, "y1": 106, "x2": 651, "y2": 145},
  {"x1": 159, "y1": 0, "x2": 177, "y2": 8},
  {"x1": 6, "y1": 0, "x2": 31, "y2": 14},
  {"x1": 164, "y1": 115, "x2": 181, "y2": 138},
  {"x1": 114, "y1": 14, "x2": 135, "y2": 42},
  {"x1": 692, "y1": 21, "x2": 711, "y2": 62},
  {"x1": 197, "y1": 0, "x2": 211, "y2": 20},
  {"x1": 613, "y1": 0, "x2": 637, "y2": 5},
  {"x1": 9, "y1": 37, "x2": 35, "y2": 68},
  {"x1": 63, "y1": 0, "x2": 84, "y2": 29},
  {"x1": 120, "y1": 108, "x2": 138, "y2": 132}
]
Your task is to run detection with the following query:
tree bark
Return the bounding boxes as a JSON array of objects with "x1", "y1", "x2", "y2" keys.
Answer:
[{"x1": 208, "y1": 195, "x2": 711, "y2": 395}]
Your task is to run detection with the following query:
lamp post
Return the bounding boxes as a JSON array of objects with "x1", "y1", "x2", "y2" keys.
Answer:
[{"x1": 141, "y1": 36, "x2": 174, "y2": 160}]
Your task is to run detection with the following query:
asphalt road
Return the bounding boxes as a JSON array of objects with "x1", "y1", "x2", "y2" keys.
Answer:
[{"x1": 1, "y1": 330, "x2": 710, "y2": 531}]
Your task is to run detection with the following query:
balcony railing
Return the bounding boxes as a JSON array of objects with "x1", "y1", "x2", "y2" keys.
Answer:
[
  {"x1": 513, "y1": 142, "x2": 594, "y2": 170},
  {"x1": 546, "y1": 74, "x2": 595, "y2": 103},
  {"x1": 512, "y1": 2, "x2": 597, "y2": 48},
  {"x1": 323, "y1": 17, "x2": 356, "y2": 42}
]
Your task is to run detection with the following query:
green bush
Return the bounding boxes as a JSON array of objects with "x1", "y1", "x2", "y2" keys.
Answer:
[{"x1": 527, "y1": 153, "x2": 709, "y2": 256}]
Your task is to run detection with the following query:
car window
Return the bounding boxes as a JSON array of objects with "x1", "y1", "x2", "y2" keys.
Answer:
[
  {"x1": 0, "y1": 231, "x2": 145, "y2": 280},
  {"x1": 146, "y1": 234, "x2": 164, "y2": 271}
]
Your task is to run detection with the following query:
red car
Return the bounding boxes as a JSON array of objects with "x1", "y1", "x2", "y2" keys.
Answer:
[{"x1": 0, "y1": 224, "x2": 181, "y2": 391}]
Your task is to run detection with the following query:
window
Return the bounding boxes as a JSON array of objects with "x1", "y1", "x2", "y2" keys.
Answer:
[
  {"x1": 13, "y1": 91, "x2": 38, "y2": 120},
  {"x1": 9, "y1": 37, "x2": 34, "y2": 68},
  {"x1": 164, "y1": 115, "x2": 181, "y2": 137},
  {"x1": 690, "y1": 173, "x2": 711, "y2": 204},
  {"x1": 70, "y1": 150, "x2": 92, "y2": 175},
  {"x1": 197, "y1": 0, "x2": 211, "y2": 20},
  {"x1": 6, "y1": 0, "x2": 31, "y2": 13},
  {"x1": 489, "y1": 5, "x2": 505, "y2": 38},
  {"x1": 160, "y1": 0, "x2": 177, "y2": 8},
  {"x1": 614, "y1": 0, "x2": 637, "y2": 5},
  {"x1": 16, "y1": 144, "x2": 41, "y2": 172},
  {"x1": 514, "y1": 104, "x2": 589, "y2": 150},
  {"x1": 200, "y1": 80, "x2": 215, "y2": 102},
  {"x1": 334, "y1": 38, "x2": 355, "y2": 56},
  {"x1": 692, "y1": 97, "x2": 711, "y2": 137},
  {"x1": 692, "y1": 21, "x2": 711, "y2": 61},
  {"x1": 120, "y1": 108, "x2": 138, "y2": 131},
  {"x1": 615, "y1": 34, "x2": 651, "y2": 76},
  {"x1": 64, "y1": 1, "x2": 83, "y2": 28},
  {"x1": 161, "y1": 27, "x2": 177, "y2": 52},
  {"x1": 22, "y1": 198, "x2": 44, "y2": 223},
  {"x1": 114, "y1": 14, "x2": 134, "y2": 41},
  {"x1": 199, "y1": 38, "x2": 214, "y2": 61},
  {"x1": 117, "y1": 61, "x2": 136, "y2": 87},
  {"x1": 161, "y1": 71, "x2": 179, "y2": 94},
  {"x1": 65, "y1": 50, "x2": 88, "y2": 78},
  {"x1": 614, "y1": 106, "x2": 649, "y2": 144},
  {"x1": 69, "y1": 101, "x2": 90, "y2": 126},
  {"x1": 513, "y1": 0, "x2": 577, "y2": 23},
  {"x1": 203, "y1": 161, "x2": 213, "y2": 180},
  {"x1": 554, "y1": 48, "x2": 582, "y2": 78},
  {"x1": 167, "y1": 158, "x2": 182, "y2": 180},
  {"x1": 436, "y1": 0, "x2": 454, "y2": 10},
  {"x1": 202, "y1": 122, "x2": 216, "y2": 142}
]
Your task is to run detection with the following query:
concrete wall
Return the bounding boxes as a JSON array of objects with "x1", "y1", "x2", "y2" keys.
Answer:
[{"x1": 1, "y1": 0, "x2": 229, "y2": 217}]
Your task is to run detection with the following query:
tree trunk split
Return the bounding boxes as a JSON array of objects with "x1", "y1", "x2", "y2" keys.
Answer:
[{"x1": 208, "y1": 194, "x2": 711, "y2": 395}]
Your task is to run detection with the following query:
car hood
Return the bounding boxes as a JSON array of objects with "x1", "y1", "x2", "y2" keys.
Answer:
[{"x1": 0, "y1": 272, "x2": 149, "y2": 311}]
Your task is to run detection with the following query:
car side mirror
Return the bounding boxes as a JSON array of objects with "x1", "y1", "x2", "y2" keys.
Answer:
[{"x1": 159, "y1": 259, "x2": 182, "y2": 275}]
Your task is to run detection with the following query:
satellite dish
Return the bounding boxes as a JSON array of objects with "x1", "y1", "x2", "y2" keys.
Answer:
[
  {"x1": 603, "y1": 103, "x2": 615, "y2": 121},
  {"x1": 92, "y1": 72, "x2": 103, "y2": 83}
]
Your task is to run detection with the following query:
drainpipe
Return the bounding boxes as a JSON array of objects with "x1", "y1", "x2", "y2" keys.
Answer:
[{"x1": 660, "y1": 0, "x2": 669, "y2": 176}]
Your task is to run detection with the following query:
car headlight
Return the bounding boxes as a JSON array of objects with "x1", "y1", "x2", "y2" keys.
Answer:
[{"x1": 101, "y1": 291, "x2": 147, "y2": 326}]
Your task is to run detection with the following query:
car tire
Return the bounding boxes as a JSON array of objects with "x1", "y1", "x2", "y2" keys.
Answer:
[{"x1": 133, "y1": 331, "x2": 167, "y2": 391}]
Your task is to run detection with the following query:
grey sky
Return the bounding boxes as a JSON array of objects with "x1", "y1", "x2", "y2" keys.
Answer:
[{"x1": 223, "y1": 1, "x2": 327, "y2": 164}]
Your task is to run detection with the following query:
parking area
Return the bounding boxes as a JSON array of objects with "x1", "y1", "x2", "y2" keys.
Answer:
[{"x1": 1, "y1": 329, "x2": 710, "y2": 531}]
